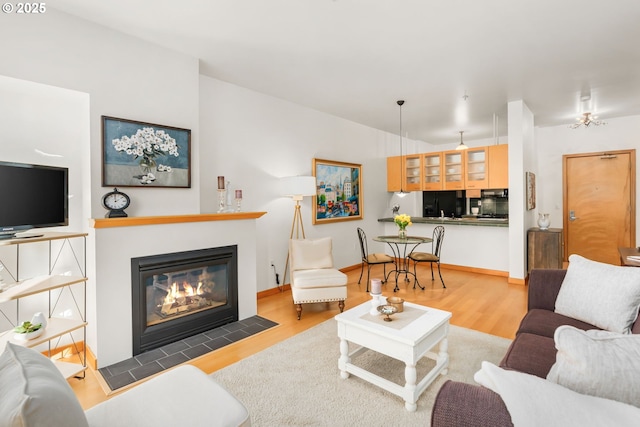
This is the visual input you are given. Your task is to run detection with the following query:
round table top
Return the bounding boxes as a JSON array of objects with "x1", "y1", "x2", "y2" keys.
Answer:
[{"x1": 373, "y1": 235, "x2": 432, "y2": 244}]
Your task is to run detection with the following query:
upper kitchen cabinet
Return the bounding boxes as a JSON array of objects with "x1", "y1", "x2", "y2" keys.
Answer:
[
  {"x1": 422, "y1": 152, "x2": 443, "y2": 190},
  {"x1": 465, "y1": 147, "x2": 488, "y2": 189},
  {"x1": 443, "y1": 150, "x2": 465, "y2": 190},
  {"x1": 404, "y1": 154, "x2": 422, "y2": 191},
  {"x1": 488, "y1": 144, "x2": 508, "y2": 188},
  {"x1": 387, "y1": 156, "x2": 401, "y2": 192}
]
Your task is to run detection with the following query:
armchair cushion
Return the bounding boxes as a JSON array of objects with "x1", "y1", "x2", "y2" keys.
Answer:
[
  {"x1": 290, "y1": 237, "x2": 334, "y2": 270},
  {"x1": 0, "y1": 342, "x2": 89, "y2": 427},
  {"x1": 555, "y1": 254, "x2": 640, "y2": 334},
  {"x1": 547, "y1": 325, "x2": 640, "y2": 407},
  {"x1": 291, "y1": 268, "x2": 347, "y2": 289}
]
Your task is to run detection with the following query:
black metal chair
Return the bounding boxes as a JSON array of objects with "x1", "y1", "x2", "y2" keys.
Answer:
[
  {"x1": 356, "y1": 227, "x2": 396, "y2": 292},
  {"x1": 408, "y1": 225, "x2": 446, "y2": 288}
]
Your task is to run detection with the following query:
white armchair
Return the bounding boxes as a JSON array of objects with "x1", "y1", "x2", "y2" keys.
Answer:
[{"x1": 289, "y1": 237, "x2": 347, "y2": 320}]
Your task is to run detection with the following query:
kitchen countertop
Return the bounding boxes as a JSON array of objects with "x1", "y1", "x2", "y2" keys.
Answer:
[{"x1": 378, "y1": 216, "x2": 509, "y2": 227}]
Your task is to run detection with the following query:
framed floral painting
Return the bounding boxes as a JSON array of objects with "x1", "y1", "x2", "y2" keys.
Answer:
[
  {"x1": 102, "y1": 116, "x2": 191, "y2": 187},
  {"x1": 312, "y1": 158, "x2": 362, "y2": 224}
]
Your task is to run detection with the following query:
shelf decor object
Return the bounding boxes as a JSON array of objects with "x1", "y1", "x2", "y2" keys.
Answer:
[
  {"x1": 312, "y1": 158, "x2": 362, "y2": 224},
  {"x1": 102, "y1": 116, "x2": 191, "y2": 188}
]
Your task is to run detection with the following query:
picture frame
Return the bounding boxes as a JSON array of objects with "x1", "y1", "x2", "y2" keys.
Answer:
[
  {"x1": 312, "y1": 158, "x2": 362, "y2": 224},
  {"x1": 102, "y1": 116, "x2": 191, "y2": 188},
  {"x1": 526, "y1": 171, "x2": 536, "y2": 210}
]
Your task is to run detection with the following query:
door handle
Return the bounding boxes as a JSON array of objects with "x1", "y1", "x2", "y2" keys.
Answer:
[{"x1": 569, "y1": 210, "x2": 579, "y2": 221}]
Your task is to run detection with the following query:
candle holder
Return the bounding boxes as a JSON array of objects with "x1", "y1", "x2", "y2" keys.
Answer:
[
  {"x1": 369, "y1": 293, "x2": 383, "y2": 316},
  {"x1": 225, "y1": 181, "x2": 232, "y2": 212},
  {"x1": 217, "y1": 189, "x2": 226, "y2": 213},
  {"x1": 235, "y1": 198, "x2": 242, "y2": 212}
]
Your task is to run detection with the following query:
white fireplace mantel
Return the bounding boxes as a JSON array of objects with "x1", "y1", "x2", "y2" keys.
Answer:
[{"x1": 88, "y1": 212, "x2": 266, "y2": 368}]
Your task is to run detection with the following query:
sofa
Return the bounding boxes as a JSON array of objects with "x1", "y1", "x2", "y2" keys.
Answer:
[
  {"x1": 431, "y1": 255, "x2": 640, "y2": 426},
  {"x1": 0, "y1": 342, "x2": 250, "y2": 427}
]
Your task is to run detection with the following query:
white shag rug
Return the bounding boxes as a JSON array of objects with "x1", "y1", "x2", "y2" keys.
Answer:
[{"x1": 211, "y1": 318, "x2": 511, "y2": 426}]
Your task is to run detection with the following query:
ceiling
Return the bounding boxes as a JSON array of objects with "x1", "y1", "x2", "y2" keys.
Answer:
[{"x1": 51, "y1": 0, "x2": 640, "y2": 144}]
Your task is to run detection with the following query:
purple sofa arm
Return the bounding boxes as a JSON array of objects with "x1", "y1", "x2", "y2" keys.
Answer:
[
  {"x1": 431, "y1": 380, "x2": 513, "y2": 427},
  {"x1": 527, "y1": 269, "x2": 567, "y2": 311}
]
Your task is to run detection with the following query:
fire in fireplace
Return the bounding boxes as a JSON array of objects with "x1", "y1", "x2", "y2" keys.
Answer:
[{"x1": 131, "y1": 245, "x2": 238, "y2": 355}]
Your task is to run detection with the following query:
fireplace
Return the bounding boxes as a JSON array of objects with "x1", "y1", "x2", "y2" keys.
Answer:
[{"x1": 131, "y1": 245, "x2": 238, "y2": 355}]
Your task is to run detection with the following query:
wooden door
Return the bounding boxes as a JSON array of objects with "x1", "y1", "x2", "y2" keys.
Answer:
[{"x1": 563, "y1": 150, "x2": 635, "y2": 265}]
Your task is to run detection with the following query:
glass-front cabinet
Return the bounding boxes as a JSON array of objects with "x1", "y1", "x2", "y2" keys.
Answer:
[
  {"x1": 465, "y1": 147, "x2": 488, "y2": 189},
  {"x1": 443, "y1": 150, "x2": 465, "y2": 190},
  {"x1": 422, "y1": 152, "x2": 443, "y2": 190},
  {"x1": 404, "y1": 155, "x2": 422, "y2": 191}
]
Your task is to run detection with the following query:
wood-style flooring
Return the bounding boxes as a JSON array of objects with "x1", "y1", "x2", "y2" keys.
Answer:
[{"x1": 69, "y1": 264, "x2": 528, "y2": 410}]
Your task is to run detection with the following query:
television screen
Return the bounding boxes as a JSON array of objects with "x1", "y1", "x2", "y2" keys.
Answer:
[{"x1": 0, "y1": 161, "x2": 68, "y2": 239}]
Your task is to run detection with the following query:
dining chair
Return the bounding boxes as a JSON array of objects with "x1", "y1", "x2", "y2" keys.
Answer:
[
  {"x1": 408, "y1": 225, "x2": 446, "y2": 288},
  {"x1": 357, "y1": 227, "x2": 396, "y2": 292}
]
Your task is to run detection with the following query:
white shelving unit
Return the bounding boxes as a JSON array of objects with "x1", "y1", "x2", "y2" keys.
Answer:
[{"x1": 0, "y1": 232, "x2": 88, "y2": 379}]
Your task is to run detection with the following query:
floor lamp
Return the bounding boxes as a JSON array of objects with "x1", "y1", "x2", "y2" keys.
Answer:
[{"x1": 281, "y1": 175, "x2": 317, "y2": 288}]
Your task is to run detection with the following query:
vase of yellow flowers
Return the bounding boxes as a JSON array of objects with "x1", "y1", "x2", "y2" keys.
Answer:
[{"x1": 394, "y1": 214, "x2": 412, "y2": 239}]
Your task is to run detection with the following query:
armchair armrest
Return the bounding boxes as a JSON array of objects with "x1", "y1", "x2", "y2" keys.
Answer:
[{"x1": 527, "y1": 269, "x2": 567, "y2": 311}]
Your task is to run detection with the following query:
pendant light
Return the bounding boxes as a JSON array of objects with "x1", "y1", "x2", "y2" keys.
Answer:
[
  {"x1": 396, "y1": 100, "x2": 408, "y2": 198},
  {"x1": 455, "y1": 130, "x2": 468, "y2": 151}
]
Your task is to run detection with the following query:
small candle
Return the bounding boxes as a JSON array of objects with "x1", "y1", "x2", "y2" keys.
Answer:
[
  {"x1": 235, "y1": 190, "x2": 242, "y2": 199},
  {"x1": 217, "y1": 176, "x2": 225, "y2": 189},
  {"x1": 371, "y1": 278, "x2": 382, "y2": 295}
]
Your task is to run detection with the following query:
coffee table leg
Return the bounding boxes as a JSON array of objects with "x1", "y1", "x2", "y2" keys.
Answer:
[
  {"x1": 404, "y1": 363, "x2": 418, "y2": 412},
  {"x1": 439, "y1": 337, "x2": 449, "y2": 375},
  {"x1": 339, "y1": 338, "x2": 350, "y2": 379}
]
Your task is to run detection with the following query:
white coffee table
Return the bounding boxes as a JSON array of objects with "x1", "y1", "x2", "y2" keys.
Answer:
[{"x1": 335, "y1": 300, "x2": 451, "y2": 411}]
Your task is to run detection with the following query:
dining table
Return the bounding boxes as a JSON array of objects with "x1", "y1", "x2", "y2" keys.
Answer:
[{"x1": 373, "y1": 235, "x2": 432, "y2": 291}]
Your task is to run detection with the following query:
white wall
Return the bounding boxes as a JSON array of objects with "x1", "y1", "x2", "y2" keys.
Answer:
[{"x1": 535, "y1": 115, "x2": 640, "y2": 242}]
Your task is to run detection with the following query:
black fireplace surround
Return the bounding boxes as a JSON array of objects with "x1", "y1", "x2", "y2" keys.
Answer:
[{"x1": 131, "y1": 245, "x2": 238, "y2": 355}]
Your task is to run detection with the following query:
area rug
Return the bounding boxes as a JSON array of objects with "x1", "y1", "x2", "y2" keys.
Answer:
[{"x1": 211, "y1": 318, "x2": 511, "y2": 426}]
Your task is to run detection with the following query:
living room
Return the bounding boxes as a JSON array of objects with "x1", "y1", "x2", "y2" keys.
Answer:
[{"x1": 1, "y1": 2, "x2": 640, "y2": 425}]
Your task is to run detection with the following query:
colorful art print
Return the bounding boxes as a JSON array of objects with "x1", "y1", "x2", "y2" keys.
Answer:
[{"x1": 312, "y1": 158, "x2": 363, "y2": 224}]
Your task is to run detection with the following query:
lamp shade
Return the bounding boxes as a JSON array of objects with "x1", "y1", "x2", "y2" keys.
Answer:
[{"x1": 280, "y1": 176, "x2": 316, "y2": 198}]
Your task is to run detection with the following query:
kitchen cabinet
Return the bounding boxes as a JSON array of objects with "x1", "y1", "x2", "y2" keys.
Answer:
[
  {"x1": 404, "y1": 155, "x2": 422, "y2": 191},
  {"x1": 386, "y1": 156, "x2": 401, "y2": 192},
  {"x1": 443, "y1": 150, "x2": 465, "y2": 190},
  {"x1": 0, "y1": 232, "x2": 88, "y2": 379},
  {"x1": 527, "y1": 228, "x2": 563, "y2": 273},
  {"x1": 488, "y1": 144, "x2": 508, "y2": 188},
  {"x1": 465, "y1": 147, "x2": 488, "y2": 189},
  {"x1": 422, "y1": 152, "x2": 443, "y2": 190}
]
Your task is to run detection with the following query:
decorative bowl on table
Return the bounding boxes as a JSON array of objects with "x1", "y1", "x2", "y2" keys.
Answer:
[
  {"x1": 386, "y1": 296, "x2": 405, "y2": 313},
  {"x1": 377, "y1": 304, "x2": 398, "y2": 322}
]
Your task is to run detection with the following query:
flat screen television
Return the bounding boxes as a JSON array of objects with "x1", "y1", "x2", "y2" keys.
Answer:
[{"x1": 0, "y1": 161, "x2": 68, "y2": 239}]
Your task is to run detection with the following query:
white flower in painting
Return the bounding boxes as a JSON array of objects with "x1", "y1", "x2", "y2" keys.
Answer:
[{"x1": 112, "y1": 127, "x2": 180, "y2": 168}]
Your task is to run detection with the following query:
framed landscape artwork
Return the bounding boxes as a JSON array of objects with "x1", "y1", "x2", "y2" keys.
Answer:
[
  {"x1": 312, "y1": 158, "x2": 362, "y2": 224},
  {"x1": 102, "y1": 116, "x2": 191, "y2": 188}
]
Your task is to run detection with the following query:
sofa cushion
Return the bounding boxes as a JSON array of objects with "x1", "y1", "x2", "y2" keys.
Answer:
[
  {"x1": 499, "y1": 332, "x2": 557, "y2": 378},
  {"x1": 547, "y1": 325, "x2": 640, "y2": 407},
  {"x1": 555, "y1": 254, "x2": 640, "y2": 334},
  {"x1": 85, "y1": 365, "x2": 250, "y2": 426},
  {"x1": 517, "y1": 308, "x2": 599, "y2": 338},
  {"x1": 290, "y1": 237, "x2": 334, "y2": 270},
  {"x1": 0, "y1": 342, "x2": 89, "y2": 427}
]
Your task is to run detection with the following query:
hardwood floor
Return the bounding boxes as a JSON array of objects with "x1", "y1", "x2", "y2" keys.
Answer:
[{"x1": 69, "y1": 264, "x2": 528, "y2": 410}]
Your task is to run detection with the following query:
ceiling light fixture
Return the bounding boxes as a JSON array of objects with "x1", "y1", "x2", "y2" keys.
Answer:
[
  {"x1": 569, "y1": 112, "x2": 606, "y2": 129},
  {"x1": 396, "y1": 100, "x2": 408, "y2": 198},
  {"x1": 455, "y1": 130, "x2": 468, "y2": 151}
]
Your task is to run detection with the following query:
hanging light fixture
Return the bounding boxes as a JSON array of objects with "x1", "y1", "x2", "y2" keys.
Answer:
[
  {"x1": 396, "y1": 100, "x2": 408, "y2": 198},
  {"x1": 455, "y1": 130, "x2": 468, "y2": 151},
  {"x1": 569, "y1": 112, "x2": 607, "y2": 129}
]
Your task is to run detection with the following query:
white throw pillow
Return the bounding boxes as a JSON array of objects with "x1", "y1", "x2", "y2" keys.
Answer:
[
  {"x1": 0, "y1": 342, "x2": 89, "y2": 427},
  {"x1": 290, "y1": 237, "x2": 334, "y2": 270},
  {"x1": 547, "y1": 325, "x2": 640, "y2": 407},
  {"x1": 555, "y1": 254, "x2": 640, "y2": 333}
]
